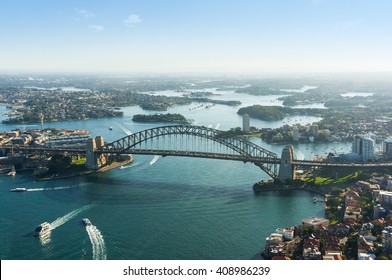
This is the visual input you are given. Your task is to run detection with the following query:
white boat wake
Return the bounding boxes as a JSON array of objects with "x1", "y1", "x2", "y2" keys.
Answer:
[
  {"x1": 27, "y1": 183, "x2": 88, "y2": 192},
  {"x1": 116, "y1": 123, "x2": 132, "y2": 136},
  {"x1": 86, "y1": 224, "x2": 107, "y2": 260},
  {"x1": 149, "y1": 155, "x2": 160, "y2": 165},
  {"x1": 119, "y1": 161, "x2": 143, "y2": 169},
  {"x1": 50, "y1": 204, "x2": 94, "y2": 230},
  {"x1": 27, "y1": 186, "x2": 75, "y2": 192}
]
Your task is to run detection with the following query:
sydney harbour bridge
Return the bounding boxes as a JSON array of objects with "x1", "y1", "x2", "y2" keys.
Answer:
[{"x1": 1, "y1": 125, "x2": 392, "y2": 181}]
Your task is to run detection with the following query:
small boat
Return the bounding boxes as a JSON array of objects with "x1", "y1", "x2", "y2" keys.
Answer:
[
  {"x1": 119, "y1": 166, "x2": 126, "y2": 169},
  {"x1": 82, "y1": 218, "x2": 92, "y2": 226},
  {"x1": 312, "y1": 197, "x2": 318, "y2": 203},
  {"x1": 10, "y1": 188, "x2": 27, "y2": 192},
  {"x1": 109, "y1": 127, "x2": 113, "y2": 130},
  {"x1": 33, "y1": 222, "x2": 51, "y2": 236},
  {"x1": 7, "y1": 171, "x2": 16, "y2": 176}
]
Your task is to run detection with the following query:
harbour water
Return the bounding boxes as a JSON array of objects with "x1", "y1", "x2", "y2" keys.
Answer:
[{"x1": 0, "y1": 89, "x2": 350, "y2": 260}]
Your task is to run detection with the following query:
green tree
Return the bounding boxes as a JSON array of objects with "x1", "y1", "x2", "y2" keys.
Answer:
[
  {"x1": 48, "y1": 155, "x2": 72, "y2": 173},
  {"x1": 371, "y1": 221, "x2": 385, "y2": 236},
  {"x1": 331, "y1": 188, "x2": 344, "y2": 196},
  {"x1": 344, "y1": 233, "x2": 358, "y2": 260}
]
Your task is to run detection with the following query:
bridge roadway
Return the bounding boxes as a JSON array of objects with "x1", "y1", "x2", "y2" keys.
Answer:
[
  {"x1": 2, "y1": 145, "x2": 392, "y2": 167},
  {"x1": 0, "y1": 145, "x2": 278, "y2": 163}
]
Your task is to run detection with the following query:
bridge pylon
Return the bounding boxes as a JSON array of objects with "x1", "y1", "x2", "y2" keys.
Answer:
[
  {"x1": 86, "y1": 136, "x2": 107, "y2": 170},
  {"x1": 278, "y1": 145, "x2": 295, "y2": 182}
]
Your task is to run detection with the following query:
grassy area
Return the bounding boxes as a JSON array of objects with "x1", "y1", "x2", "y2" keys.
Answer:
[
  {"x1": 72, "y1": 157, "x2": 86, "y2": 165},
  {"x1": 304, "y1": 172, "x2": 358, "y2": 185},
  {"x1": 302, "y1": 168, "x2": 374, "y2": 188}
]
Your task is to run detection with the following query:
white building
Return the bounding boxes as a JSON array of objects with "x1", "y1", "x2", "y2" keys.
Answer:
[
  {"x1": 382, "y1": 226, "x2": 392, "y2": 253},
  {"x1": 276, "y1": 228, "x2": 294, "y2": 241},
  {"x1": 292, "y1": 126, "x2": 299, "y2": 141},
  {"x1": 378, "y1": 191, "x2": 392, "y2": 207},
  {"x1": 358, "y1": 253, "x2": 375, "y2": 260},
  {"x1": 302, "y1": 217, "x2": 330, "y2": 230},
  {"x1": 352, "y1": 135, "x2": 374, "y2": 161}
]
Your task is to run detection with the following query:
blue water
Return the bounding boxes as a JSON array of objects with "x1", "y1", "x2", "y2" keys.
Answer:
[{"x1": 0, "y1": 90, "x2": 344, "y2": 259}]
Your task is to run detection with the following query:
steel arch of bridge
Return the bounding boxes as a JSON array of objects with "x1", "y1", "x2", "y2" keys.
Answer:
[{"x1": 100, "y1": 125, "x2": 280, "y2": 178}]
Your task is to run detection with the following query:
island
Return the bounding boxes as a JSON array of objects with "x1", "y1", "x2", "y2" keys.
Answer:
[{"x1": 132, "y1": 113, "x2": 189, "y2": 124}]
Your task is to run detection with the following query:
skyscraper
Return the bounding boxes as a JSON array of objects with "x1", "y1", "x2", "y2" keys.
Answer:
[
  {"x1": 311, "y1": 124, "x2": 318, "y2": 137},
  {"x1": 383, "y1": 138, "x2": 392, "y2": 157},
  {"x1": 292, "y1": 126, "x2": 299, "y2": 142},
  {"x1": 352, "y1": 135, "x2": 374, "y2": 161},
  {"x1": 243, "y1": 113, "x2": 250, "y2": 133}
]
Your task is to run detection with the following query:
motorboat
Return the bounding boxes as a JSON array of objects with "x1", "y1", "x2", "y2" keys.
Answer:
[
  {"x1": 10, "y1": 188, "x2": 27, "y2": 192},
  {"x1": 7, "y1": 171, "x2": 16, "y2": 176},
  {"x1": 313, "y1": 197, "x2": 318, "y2": 203},
  {"x1": 82, "y1": 218, "x2": 92, "y2": 226},
  {"x1": 33, "y1": 222, "x2": 51, "y2": 236},
  {"x1": 109, "y1": 127, "x2": 113, "y2": 130}
]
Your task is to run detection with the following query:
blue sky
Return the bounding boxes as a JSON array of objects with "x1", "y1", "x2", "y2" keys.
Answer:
[{"x1": 0, "y1": 0, "x2": 391, "y2": 73}]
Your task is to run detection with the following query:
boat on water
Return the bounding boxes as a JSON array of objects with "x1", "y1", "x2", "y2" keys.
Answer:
[
  {"x1": 312, "y1": 197, "x2": 318, "y2": 203},
  {"x1": 109, "y1": 127, "x2": 113, "y2": 130},
  {"x1": 33, "y1": 222, "x2": 51, "y2": 236},
  {"x1": 10, "y1": 187, "x2": 27, "y2": 192},
  {"x1": 82, "y1": 218, "x2": 92, "y2": 226},
  {"x1": 119, "y1": 166, "x2": 126, "y2": 169},
  {"x1": 7, "y1": 171, "x2": 16, "y2": 176}
]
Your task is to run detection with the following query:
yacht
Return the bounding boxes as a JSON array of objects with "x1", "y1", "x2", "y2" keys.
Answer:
[
  {"x1": 33, "y1": 222, "x2": 51, "y2": 236},
  {"x1": 82, "y1": 218, "x2": 92, "y2": 226},
  {"x1": 10, "y1": 187, "x2": 27, "y2": 192}
]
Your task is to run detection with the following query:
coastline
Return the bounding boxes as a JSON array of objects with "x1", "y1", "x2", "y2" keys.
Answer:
[
  {"x1": 33, "y1": 157, "x2": 134, "y2": 181},
  {"x1": 253, "y1": 183, "x2": 328, "y2": 197}
]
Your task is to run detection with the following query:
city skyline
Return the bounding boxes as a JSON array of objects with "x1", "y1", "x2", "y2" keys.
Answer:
[{"x1": 1, "y1": 0, "x2": 392, "y2": 74}]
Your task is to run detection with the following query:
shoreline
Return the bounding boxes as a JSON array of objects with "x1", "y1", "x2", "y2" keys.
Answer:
[
  {"x1": 254, "y1": 184, "x2": 328, "y2": 197},
  {"x1": 33, "y1": 158, "x2": 134, "y2": 181}
]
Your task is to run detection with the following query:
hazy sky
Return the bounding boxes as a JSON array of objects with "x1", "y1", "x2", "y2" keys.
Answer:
[{"x1": 1, "y1": 0, "x2": 391, "y2": 74}]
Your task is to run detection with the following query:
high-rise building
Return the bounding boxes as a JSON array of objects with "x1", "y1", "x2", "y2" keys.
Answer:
[
  {"x1": 352, "y1": 135, "x2": 374, "y2": 161},
  {"x1": 383, "y1": 138, "x2": 392, "y2": 157},
  {"x1": 292, "y1": 127, "x2": 299, "y2": 141},
  {"x1": 311, "y1": 124, "x2": 318, "y2": 137},
  {"x1": 362, "y1": 138, "x2": 375, "y2": 161},
  {"x1": 382, "y1": 226, "x2": 392, "y2": 253},
  {"x1": 242, "y1": 113, "x2": 250, "y2": 133},
  {"x1": 352, "y1": 135, "x2": 363, "y2": 154}
]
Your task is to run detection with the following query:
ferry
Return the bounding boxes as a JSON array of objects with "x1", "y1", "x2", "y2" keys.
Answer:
[
  {"x1": 33, "y1": 222, "x2": 51, "y2": 236},
  {"x1": 10, "y1": 188, "x2": 27, "y2": 192},
  {"x1": 82, "y1": 218, "x2": 92, "y2": 226}
]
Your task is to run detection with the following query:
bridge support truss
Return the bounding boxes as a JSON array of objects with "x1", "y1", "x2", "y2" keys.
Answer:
[{"x1": 98, "y1": 125, "x2": 280, "y2": 179}]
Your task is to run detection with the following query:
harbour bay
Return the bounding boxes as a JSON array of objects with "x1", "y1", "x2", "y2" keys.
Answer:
[{"x1": 0, "y1": 90, "x2": 344, "y2": 259}]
